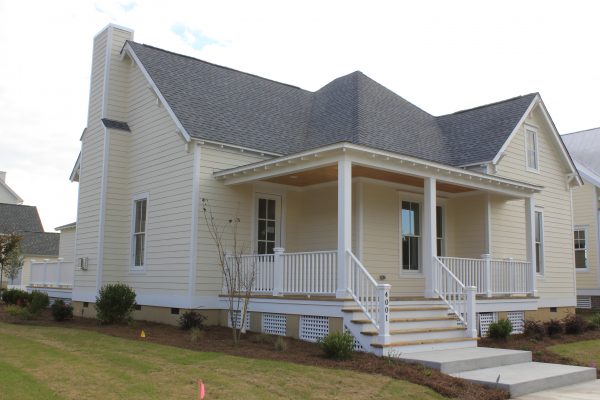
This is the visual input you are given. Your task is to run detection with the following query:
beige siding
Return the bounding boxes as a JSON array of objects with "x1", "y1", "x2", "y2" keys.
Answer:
[
  {"x1": 58, "y1": 228, "x2": 76, "y2": 262},
  {"x1": 494, "y1": 107, "x2": 575, "y2": 300},
  {"x1": 573, "y1": 179, "x2": 599, "y2": 289},
  {"x1": 445, "y1": 194, "x2": 486, "y2": 258},
  {"x1": 195, "y1": 147, "x2": 268, "y2": 295}
]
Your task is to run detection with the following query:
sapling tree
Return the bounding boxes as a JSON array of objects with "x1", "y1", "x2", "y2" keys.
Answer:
[
  {"x1": 202, "y1": 198, "x2": 256, "y2": 345},
  {"x1": 4, "y1": 245, "x2": 24, "y2": 285},
  {"x1": 0, "y1": 234, "x2": 22, "y2": 290}
]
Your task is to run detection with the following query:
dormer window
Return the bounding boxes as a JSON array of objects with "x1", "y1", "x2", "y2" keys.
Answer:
[{"x1": 525, "y1": 127, "x2": 539, "y2": 171}]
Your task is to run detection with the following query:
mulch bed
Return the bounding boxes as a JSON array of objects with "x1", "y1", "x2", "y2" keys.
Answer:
[{"x1": 0, "y1": 305, "x2": 508, "y2": 400}]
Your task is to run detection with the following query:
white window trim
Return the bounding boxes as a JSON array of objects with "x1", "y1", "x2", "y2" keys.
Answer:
[
  {"x1": 436, "y1": 205, "x2": 446, "y2": 258},
  {"x1": 252, "y1": 192, "x2": 284, "y2": 254},
  {"x1": 130, "y1": 192, "x2": 149, "y2": 272},
  {"x1": 525, "y1": 126, "x2": 540, "y2": 173},
  {"x1": 399, "y1": 195, "x2": 423, "y2": 276},
  {"x1": 535, "y1": 207, "x2": 544, "y2": 276},
  {"x1": 574, "y1": 225, "x2": 589, "y2": 272}
]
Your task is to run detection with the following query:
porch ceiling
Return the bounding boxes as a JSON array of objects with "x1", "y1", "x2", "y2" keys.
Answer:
[{"x1": 264, "y1": 165, "x2": 474, "y2": 193}]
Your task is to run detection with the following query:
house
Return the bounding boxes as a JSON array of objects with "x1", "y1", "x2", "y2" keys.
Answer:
[
  {"x1": 69, "y1": 24, "x2": 582, "y2": 354},
  {"x1": 0, "y1": 171, "x2": 23, "y2": 205},
  {"x1": 0, "y1": 203, "x2": 59, "y2": 290},
  {"x1": 563, "y1": 128, "x2": 600, "y2": 310}
]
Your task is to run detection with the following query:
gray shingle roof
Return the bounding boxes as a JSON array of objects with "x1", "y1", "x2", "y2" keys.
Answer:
[
  {"x1": 101, "y1": 118, "x2": 131, "y2": 131},
  {"x1": 0, "y1": 203, "x2": 44, "y2": 233},
  {"x1": 127, "y1": 41, "x2": 537, "y2": 166},
  {"x1": 0, "y1": 203, "x2": 58, "y2": 256},
  {"x1": 562, "y1": 127, "x2": 600, "y2": 185}
]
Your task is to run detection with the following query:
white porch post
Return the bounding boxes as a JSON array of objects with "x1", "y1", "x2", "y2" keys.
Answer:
[
  {"x1": 337, "y1": 157, "x2": 352, "y2": 298},
  {"x1": 273, "y1": 247, "x2": 284, "y2": 296},
  {"x1": 525, "y1": 196, "x2": 538, "y2": 296},
  {"x1": 423, "y1": 177, "x2": 437, "y2": 298}
]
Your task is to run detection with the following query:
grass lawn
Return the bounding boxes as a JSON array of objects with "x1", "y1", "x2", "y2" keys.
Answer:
[
  {"x1": 0, "y1": 322, "x2": 444, "y2": 400},
  {"x1": 549, "y1": 339, "x2": 600, "y2": 369}
]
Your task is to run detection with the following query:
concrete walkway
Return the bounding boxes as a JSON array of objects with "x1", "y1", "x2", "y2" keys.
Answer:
[{"x1": 515, "y1": 379, "x2": 600, "y2": 399}]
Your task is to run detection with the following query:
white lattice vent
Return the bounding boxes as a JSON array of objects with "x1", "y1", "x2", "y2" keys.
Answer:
[
  {"x1": 577, "y1": 296, "x2": 592, "y2": 309},
  {"x1": 344, "y1": 325, "x2": 364, "y2": 352},
  {"x1": 507, "y1": 311, "x2": 524, "y2": 334},
  {"x1": 299, "y1": 315, "x2": 329, "y2": 342},
  {"x1": 228, "y1": 310, "x2": 251, "y2": 330},
  {"x1": 262, "y1": 313, "x2": 287, "y2": 336},
  {"x1": 478, "y1": 312, "x2": 497, "y2": 337}
]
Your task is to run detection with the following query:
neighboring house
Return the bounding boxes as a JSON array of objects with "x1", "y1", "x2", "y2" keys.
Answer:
[
  {"x1": 0, "y1": 203, "x2": 59, "y2": 290},
  {"x1": 69, "y1": 24, "x2": 581, "y2": 355},
  {"x1": 563, "y1": 128, "x2": 600, "y2": 310},
  {"x1": 0, "y1": 171, "x2": 23, "y2": 205}
]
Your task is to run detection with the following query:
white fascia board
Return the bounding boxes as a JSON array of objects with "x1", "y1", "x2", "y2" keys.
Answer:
[
  {"x1": 492, "y1": 94, "x2": 540, "y2": 165},
  {"x1": 193, "y1": 138, "x2": 282, "y2": 158},
  {"x1": 575, "y1": 161, "x2": 600, "y2": 189},
  {"x1": 214, "y1": 142, "x2": 543, "y2": 194},
  {"x1": 122, "y1": 43, "x2": 191, "y2": 143},
  {"x1": 69, "y1": 151, "x2": 81, "y2": 182}
]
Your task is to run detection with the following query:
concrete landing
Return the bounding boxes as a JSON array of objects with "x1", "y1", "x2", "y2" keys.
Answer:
[
  {"x1": 451, "y1": 362, "x2": 597, "y2": 398},
  {"x1": 515, "y1": 379, "x2": 600, "y2": 399},
  {"x1": 399, "y1": 347, "x2": 531, "y2": 373}
]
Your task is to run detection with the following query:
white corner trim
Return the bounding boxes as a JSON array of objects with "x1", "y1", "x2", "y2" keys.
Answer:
[
  {"x1": 188, "y1": 144, "x2": 201, "y2": 307},
  {"x1": 492, "y1": 94, "x2": 539, "y2": 165},
  {"x1": 96, "y1": 126, "x2": 110, "y2": 294},
  {"x1": 123, "y1": 43, "x2": 191, "y2": 143}
]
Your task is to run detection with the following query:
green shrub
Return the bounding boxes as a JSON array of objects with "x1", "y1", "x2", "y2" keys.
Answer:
[
  {"x1": 488, "y1": 319, "x2": 513, "y2": 340},
  {"x1": 28, "y1": 291, "x2": 49, "y2": 314},
  {"x1": 318, "y1": 332, "x2": 354, "y2": 360},
  {"x1": 51, "y1": 299, "x2": 73, "y2": 322},
  {"x1": 588, "y1": 313, "x2": 600, "y2": 330},
  {"x1": 178, "y1": 311, "x2": 206, "y2": 331},
  {"x1": 95, "y1": 283, "x2": 137, "y2": 324},
  {"x1": 545, "y1": 319, "x2": 563, "y2": 337},
  {"x1": 2, "y1": 288, "x2": 30, "y2": 306},
  {"x1": 274, "y1": 336, "x2": 288, "y2": 352},
  {"x1": 5, "y1": 305, "x2": 36, "y2": 320},
  {"x1": 564, "y1": 315, "x2": 587, "y2": 334}
]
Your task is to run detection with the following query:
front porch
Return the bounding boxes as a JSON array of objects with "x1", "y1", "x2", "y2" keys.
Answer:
[{"x1": 214, "y1": 143, "x2": 542, "y2": 352}]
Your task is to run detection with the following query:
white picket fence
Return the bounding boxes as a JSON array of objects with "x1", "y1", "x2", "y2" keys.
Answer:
[{"x1": 30, "y1": 259, "x2": 74, "y2": 287}]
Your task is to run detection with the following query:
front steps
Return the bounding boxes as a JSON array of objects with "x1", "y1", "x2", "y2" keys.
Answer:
[
  {"x1": 398, "y1": 347, "x2": 597, "y2": 398},
  {"x1": 342, "y1": 299, "x2": 478, "y2": 356}
]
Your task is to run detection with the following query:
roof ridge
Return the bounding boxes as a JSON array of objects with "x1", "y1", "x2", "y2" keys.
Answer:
[
  {"x1": 439, "y1": 92, "x2": 538, "y2": 117},
  {"x1": 562, "y1": 126, "x2": 600, "y2": 136},
  {"x1": 127, "y1": 41, "x2": 308, "y2": 92}
]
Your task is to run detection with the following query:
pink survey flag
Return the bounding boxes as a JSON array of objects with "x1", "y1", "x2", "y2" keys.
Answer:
[{"x1": 198, "y1": 379, "x2": 205, "y2": 399}]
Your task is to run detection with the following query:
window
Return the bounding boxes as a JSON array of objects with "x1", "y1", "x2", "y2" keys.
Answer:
[
  {"x1": 132, "y1": 197, "x2": 147, "y2": 268},
  {"x1": 436, "y1": 206, "x2": 444, "y2": 257},
  {"x1": 402, "y1": 201, "x2": 420, "y2": 271},
  {"x1": 534, "y1": 210, "x2": 544, "y2": 273},
  {"x1": 574, "y1": 227, "x2": 588, "y2": 269},
  {"x1": 525, "y1": 128, "x2": 539, "y2": 171},
  {"x1": 257, "y1": 197, "x2": 278, "y2": 254}
]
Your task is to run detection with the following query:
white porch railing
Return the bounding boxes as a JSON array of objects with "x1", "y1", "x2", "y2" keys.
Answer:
[
  {"x1": 347, "y1": 251, "x2": 390, "y2": 339},
  {"x1": 433, "y1": 256, "x2": 477, "y2": 338},
  {"x1": 438, "y1": 255, "x2": 533, "y2": 297},
  {"x1": 30, "y1": 260, "x2": 74, "y2": 288}
]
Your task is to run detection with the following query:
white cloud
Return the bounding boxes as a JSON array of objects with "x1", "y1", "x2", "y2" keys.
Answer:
[{"x1": 0, "y1": 0, "x2": 599, "y2": 230}]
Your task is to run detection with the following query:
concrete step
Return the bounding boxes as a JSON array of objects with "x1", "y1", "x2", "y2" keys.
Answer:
[
  {"x1": 514, "y1": 379, "x2": 600, "y2": 399},
  {"x1": 375, "y1": 337, "x2": 478, "y2": 356},
  {"x1": 451, "y1": 362, "x2": 597, "y2": 398},
  {"x1": 398, "y1": 347, "x2": 532, "y2": 374}
]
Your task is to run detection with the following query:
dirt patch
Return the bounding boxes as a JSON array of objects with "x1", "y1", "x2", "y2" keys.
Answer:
[{"x1": 0, "y1": 305, "x2": 507, "y2": 400}]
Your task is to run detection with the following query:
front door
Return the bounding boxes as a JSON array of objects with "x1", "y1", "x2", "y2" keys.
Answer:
[{"x1": 256, "y1": 194, "x2": 282, "y2": 254}]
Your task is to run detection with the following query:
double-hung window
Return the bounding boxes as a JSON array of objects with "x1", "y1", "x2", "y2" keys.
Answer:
[
  {"x1": 436, "y1": 206, "x2": 445, "y2": 257},
  {"x1": 534, "y1": 210, "x2": 544, "y2": 274},
  {"x1": 132, "y1": 197, "x2": 147, "y2": 269},
  {"x1": 574, "y1": 227, "x2": 588, "y2": 269},
  {"x1": 525, "y1": 127, "x2": 539, "y2": 171},
  {"x1": 402, "y1": 201, "x2": 420, "y2": 271}
]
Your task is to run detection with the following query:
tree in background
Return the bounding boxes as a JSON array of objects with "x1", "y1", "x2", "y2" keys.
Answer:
[
  {"x1": 0, "y1": 234, "x2": 22, "y2": 290},
  {"x1": 4, "y1": 246, "x2": 24, "y2": 285}
]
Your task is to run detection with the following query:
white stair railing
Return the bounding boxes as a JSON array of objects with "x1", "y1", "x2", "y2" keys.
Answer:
[
  {"x1": 347, "y1": 251, "x2": 390, "y2": 341},
  {"x1": 433, "y1": 256, "x2": 477, "y2": 338}
]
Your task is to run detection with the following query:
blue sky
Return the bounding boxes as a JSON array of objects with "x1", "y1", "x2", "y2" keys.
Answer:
[{"x1": 0, "y1": 0, "x2": 599, "y2": 230}]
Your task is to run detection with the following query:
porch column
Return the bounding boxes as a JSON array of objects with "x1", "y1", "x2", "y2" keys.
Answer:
[
  {"x1": 337, "y1": 157, "x2": 352, "y2": 298},
  {"x1": 525, "y1": 196, "x2": 538, "y2": 296},
  {"x1": 423, "y1": 177, "x2": 437, "y2": 298}
]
